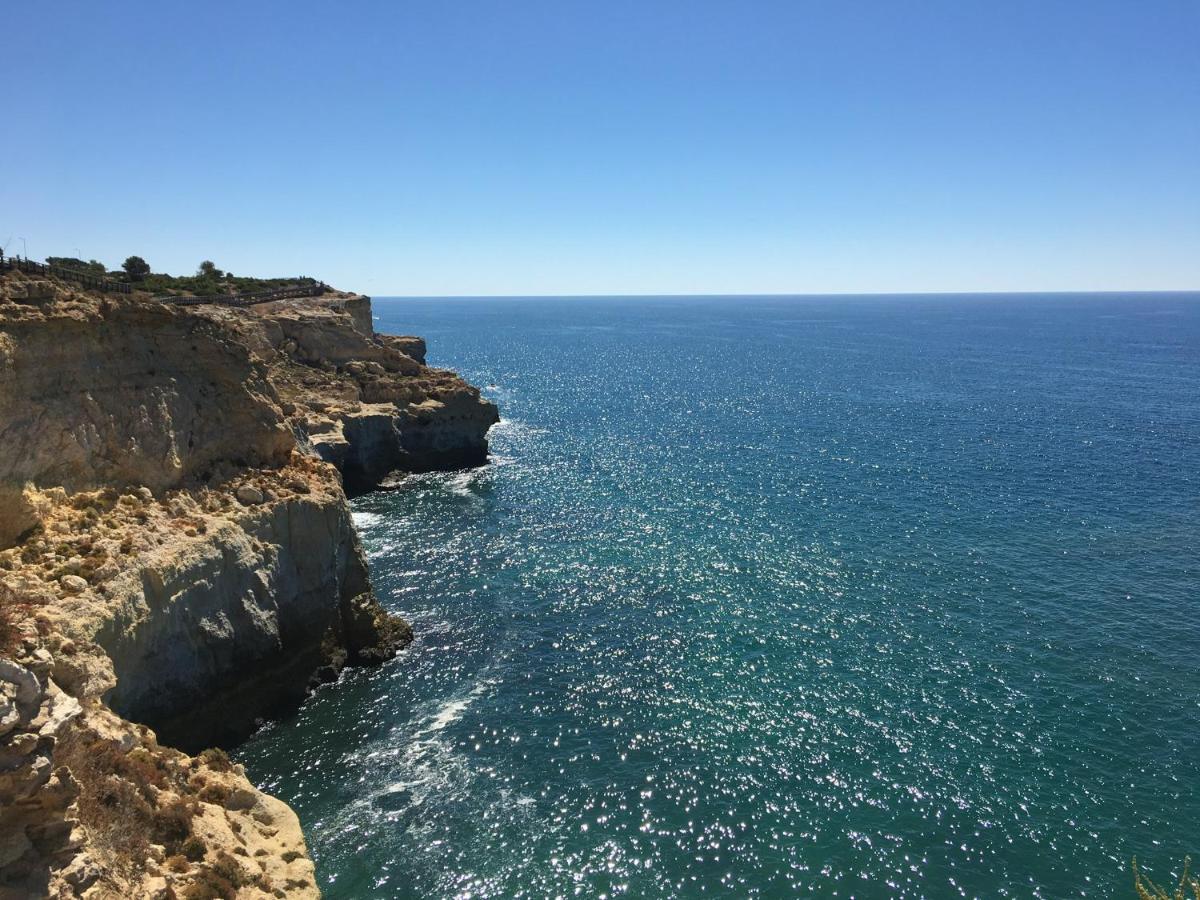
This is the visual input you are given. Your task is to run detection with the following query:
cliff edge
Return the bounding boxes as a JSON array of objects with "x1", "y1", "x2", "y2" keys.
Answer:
[{"x1": 0, "y1": 270, "x2": 497, "y2": 898}]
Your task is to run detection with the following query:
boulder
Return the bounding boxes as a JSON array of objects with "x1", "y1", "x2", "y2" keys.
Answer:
[
  {"x1": 235, "y1": 485, "x2": 264, "y2": 505},
  {"x1": 60, "y1": 575, "x2": 87, "y2": 594}
]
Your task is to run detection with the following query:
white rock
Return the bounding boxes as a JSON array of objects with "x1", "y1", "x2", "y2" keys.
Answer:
[
  {"x1": 38, "y1": 690, "x2": 82, "y2": 737},
  {"x1": 60, "y1": 574, "x2": 88, "y2": 593},
  {"x1": 0, "y1": 659, "x2": 40, "y2": 712},
  {"x1": 0, "y1": 696, "x2": 20, "y2": 737}
]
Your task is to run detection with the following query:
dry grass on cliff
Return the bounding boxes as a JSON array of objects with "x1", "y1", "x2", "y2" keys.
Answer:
[
  {"x1": 1135, "y1": 858, "x2": 1200, "y2": 899},
  {"x1": 0, "y1": 597, "x2": 18, "y2": 654},
  {"x1": 179, "y1": 850, "x2": 256, "y2": 900},
  {"x1": 56, "y1": 728, "x2": 264, "y2": 897},
  {"x1": 0, "y1": 583, "x2": 35, "y2": 655},
  {"x1": 57, "y1": 730, "x2": 199, "y2": 876}
]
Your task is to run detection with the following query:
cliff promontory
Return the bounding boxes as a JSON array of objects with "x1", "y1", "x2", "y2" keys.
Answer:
[{"x1": 0, "y1": 270, "x2": 497, "y2": 897}]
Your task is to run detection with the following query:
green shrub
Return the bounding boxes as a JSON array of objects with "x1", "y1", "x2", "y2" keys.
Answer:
[
  {"x1": 181, "y1": 835, "x2": 207, "y2": 862},
  {"x1": 198, "y1": 747, "x2": 234, "y2": 773},
  {"x1": 46, "y1": 256, "x2": 108, "y2": 275}
]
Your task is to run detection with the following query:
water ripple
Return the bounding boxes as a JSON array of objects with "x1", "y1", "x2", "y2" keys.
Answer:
[{"x1": 240, "y1": 294, "x2": 1200, "y2": 899}]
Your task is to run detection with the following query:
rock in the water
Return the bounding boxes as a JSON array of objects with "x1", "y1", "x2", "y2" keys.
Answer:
[{"x1": 341, "y1": 590, "x2": 414, "y2": 664}]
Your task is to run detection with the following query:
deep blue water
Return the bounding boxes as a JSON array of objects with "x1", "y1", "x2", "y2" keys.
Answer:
[{"x1": 239, "y1": 294, "x2": 1200, "y2": 898}]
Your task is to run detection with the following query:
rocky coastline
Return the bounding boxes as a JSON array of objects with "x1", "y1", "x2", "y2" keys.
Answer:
[{"x1": 0, "y1": 270, "x2": 497, "y2": 897}]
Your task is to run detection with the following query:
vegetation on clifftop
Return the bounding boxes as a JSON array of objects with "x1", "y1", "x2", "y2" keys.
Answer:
[{"x1": 41, "y1": 254, "x2": 312, "y2": 297}]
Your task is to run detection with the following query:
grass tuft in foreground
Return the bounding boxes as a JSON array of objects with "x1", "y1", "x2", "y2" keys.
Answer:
[{"x1": 1135, "y1": 858, "x2": 1200, "y2": 900}]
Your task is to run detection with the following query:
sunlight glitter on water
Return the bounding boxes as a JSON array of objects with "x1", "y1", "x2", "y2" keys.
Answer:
[{"x1": 239, "y1": 294, "x2": 1200, "y2": 899}]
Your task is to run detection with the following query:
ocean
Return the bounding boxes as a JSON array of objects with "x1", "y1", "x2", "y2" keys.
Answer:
[{"x1": 237, "y1": 294, "x2": 1200, "y2": 898}]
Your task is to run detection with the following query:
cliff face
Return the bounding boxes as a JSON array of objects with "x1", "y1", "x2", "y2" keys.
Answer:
[
  {"x1": 0, "y1": 298, "x2": 291, "y2": 549},
  {"x1": 76, "y1": 473, "x2": 401, "y2": 751},
  {"x1": 0, "y1": 271, "x2": 496, "y2": 897},
  {"x1": 194, "y1": 293, "x2": 498, "y2": 494}
]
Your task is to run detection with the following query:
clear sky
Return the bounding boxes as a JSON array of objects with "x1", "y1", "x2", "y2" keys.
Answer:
[{"x1": 3, "y1": 0, "x2": 1198, "y2": 295}]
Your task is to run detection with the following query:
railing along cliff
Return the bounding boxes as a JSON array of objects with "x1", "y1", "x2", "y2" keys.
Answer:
[
  {"x1": 0, "y1": 256, "x2": 328, "y2": 306},
  {"x1": 0, "y1": 256, "x2": 133, "y2": 293},
  {"x1": 155, "y1": 280, "x2": 329, "y2": 308}
]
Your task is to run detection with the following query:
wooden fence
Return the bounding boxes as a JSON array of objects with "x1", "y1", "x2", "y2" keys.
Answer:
[
  {"x1": 0, "y1": 256, "x2": 328, "y2": 306},
  {"x1": 0, "y1": 256, "x2": 133, "y2": 293},
  {"x1": 156, "y1": 280, "x2": 329, "y2": 307}
]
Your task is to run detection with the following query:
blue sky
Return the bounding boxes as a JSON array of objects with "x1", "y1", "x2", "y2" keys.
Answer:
[{"x1": 3, "y1": 1, "x2": 1198, "y2": 295}]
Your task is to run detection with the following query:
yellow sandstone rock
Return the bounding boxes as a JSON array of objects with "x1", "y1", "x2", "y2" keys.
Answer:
[{"x1": 0, "y1": 269, "x2": 495, "y2": 897}]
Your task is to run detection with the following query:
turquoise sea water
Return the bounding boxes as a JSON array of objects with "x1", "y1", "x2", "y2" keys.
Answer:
[{"x1": 238, "y1": 294, "x2": 1200, "y2": 898}]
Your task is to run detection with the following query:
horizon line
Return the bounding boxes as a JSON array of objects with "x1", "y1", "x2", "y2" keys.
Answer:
[{"x1": 366, "y1": 288, "x2": 1200, "y2": 300}]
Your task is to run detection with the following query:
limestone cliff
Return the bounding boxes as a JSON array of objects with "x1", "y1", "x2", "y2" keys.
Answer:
[
  {"x1": 0, "y1": 270, "x2": 497, "y2": 897},
  {"x1": 188, "y1": 292, "x2": 497, "y2": 494}
]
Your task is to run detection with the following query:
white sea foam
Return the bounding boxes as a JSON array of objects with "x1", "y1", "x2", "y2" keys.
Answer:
[
  {"x1": 443, "y1": 470, "x2": 481, "y2": 499},
  {"x1": 489, "y1": 417, "x2": 548, "y2": 438},
  {"x1": 351, "y1": 510, "x2": 383, "y2": 529},
  {"x1": 338, "y1": 683, "x2": 498, "y2": 832},
  {"x1": 427, "y1": 698, "x2": 473, "y2": 732},
  {"x1": 356, "y1": 685, "x2": 497, "y2": 817},
  {"x1": 424, "y1": 679, "x2": 491, "y2": 733}
]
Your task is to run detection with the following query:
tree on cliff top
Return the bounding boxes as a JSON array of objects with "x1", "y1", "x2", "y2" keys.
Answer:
[
  {"x1": 122, "y1": 256, "x2": 150, "y2": 281},
  {"x1": 197, "y1": 260, "x2": 223, "y2": 279}
]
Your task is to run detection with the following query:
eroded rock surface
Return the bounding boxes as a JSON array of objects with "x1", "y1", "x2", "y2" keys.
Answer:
[
  {"x1": 0, "y1": 294, "x2": 292, "y2": 514},
  {"x1": 191, "y1": 292, "x2": 498, "y2": 494}
]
